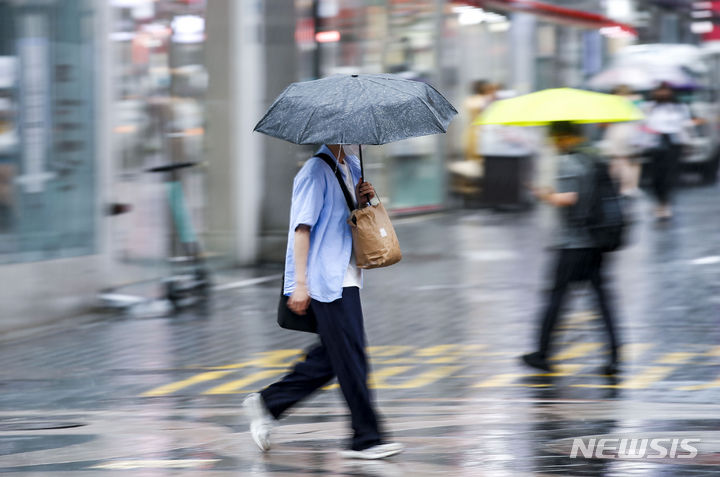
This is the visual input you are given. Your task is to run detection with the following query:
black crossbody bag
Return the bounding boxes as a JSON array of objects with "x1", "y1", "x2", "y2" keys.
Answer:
[{"x1": 277, "y1": 153, "x2": 356, "y2": 333}]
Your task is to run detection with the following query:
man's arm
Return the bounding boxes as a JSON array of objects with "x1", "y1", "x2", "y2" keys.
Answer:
[
  {"x1": 533, "y1": 186, "x2": 578, "y2": 207},
  {"x1": 287, "y1": 225, "x2": 311, "y2": 315}
]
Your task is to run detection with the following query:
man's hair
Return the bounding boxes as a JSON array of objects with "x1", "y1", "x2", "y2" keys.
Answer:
[{"x1": 548, "y1": 121, "x2": 583, "y2": 138}]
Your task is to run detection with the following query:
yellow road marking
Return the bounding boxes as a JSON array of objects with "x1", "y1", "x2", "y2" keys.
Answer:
[
  {"x1": 211, "y1": 349, "x2": 305, "y2": 369},
  {"x1": 474, "y1": 364, "x2": 583, "y2": 388},
  {"x1": 620, "y1": 343, "x2": 654, "y2": 361},
  {"x1": 375, "y1": 366, "x2": 462, "y2": 389},
  {"x1": 374, "y1": 358, "x2": 415, "y2": 364},
  {"x1": 367, "y1": 346, "x2": 413, "y2": 357},
  {"x1": 142, "y1": 371, "x2": 234, "y2": 397},
  {"x1": 203, "y1": 369, "x2": 287, "y2": 395},
  {"x1": 551, "y1": 342, "x2": 603, "y2": 361},
  {"x1": 475, "y1": 373, "x2": 523, "y2": 388},
  {"x1": 415, "y1": 344, "x2": 459, "y2": 357},
  {"x1": 323, "y1": 366, "x2": 413, "y2": 391},
  {"x1": 427, "y1": 356, "x2": 460, "y2": 364},
  {"x1": 655, "y1": 352, "x2": 698, "y2": 365},
  {"x1": 324, "y1": 366, "x2": 460, "y2": 390},
  {"x1": 560, "y1": 311, "x2": 597, "y2": 327},
  {"x1": 705, "y1": 346, "x2": 720, "y2": 357},
  {"x1": 573, "y1": 366, "x2": 675, "y2": 389},
  {"x1": 414, "y1": 344, "x2": 485, "y2": 363},
  {"x1": 369, "y1": 366, "x2": 414, "y2": 389}
]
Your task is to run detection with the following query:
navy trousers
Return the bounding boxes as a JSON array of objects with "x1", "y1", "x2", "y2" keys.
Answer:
[{"x1": 260, "y1": 287, "x2": 382, "y2": 451}]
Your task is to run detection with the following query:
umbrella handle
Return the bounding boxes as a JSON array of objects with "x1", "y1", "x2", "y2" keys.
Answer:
[
  {"x1": 359, "y1": 144, "x2": 365, "y2": 181},
  {"x1": 359, "y1": 144, "x2": 371, "y2": 205}
]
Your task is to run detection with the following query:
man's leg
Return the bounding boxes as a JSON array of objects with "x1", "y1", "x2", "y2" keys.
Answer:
[
  {"x1": 260, "y1": 343, "x2": 335, "y2": 419},
  {"x1": 589, "y1": 251, "x2": 620, "y2": 364},
  {"x1": 651, "y1": 146, "x2": 669, "y2": 205},
  {"x1": 538, "y1": 249, "x2": 577, "y2": 358},
  {"x1": 313, "y1": 287, "x2": 382, "y2": 451}
]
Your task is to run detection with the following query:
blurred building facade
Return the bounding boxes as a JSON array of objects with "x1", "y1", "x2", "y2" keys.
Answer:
[{"x1": 0, "y1": 0, "x2": 710, "y2": 330}]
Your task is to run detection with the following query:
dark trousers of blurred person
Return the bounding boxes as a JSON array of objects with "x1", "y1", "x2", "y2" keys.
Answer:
[
  {"x1": 650, "y1": 134, "x2": 681, "y2": 219},
  {"x1": 527, "y1": 248, "x2": 620, "y2": 374}
]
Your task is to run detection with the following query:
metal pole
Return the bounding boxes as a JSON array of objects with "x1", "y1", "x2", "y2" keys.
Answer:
[{"x1": 312, "y1": 0, "x2": 321, "y2": 79}]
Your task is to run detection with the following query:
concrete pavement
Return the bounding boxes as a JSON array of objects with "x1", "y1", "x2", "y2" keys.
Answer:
[{"x1": 1, "y1": 183, "x2": 719, "y2": 475}]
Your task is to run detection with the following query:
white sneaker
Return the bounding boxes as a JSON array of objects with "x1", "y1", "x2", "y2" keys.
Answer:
[
  {"x1": 243, "y1": 393, "x2": 274, "y2": 452},
  {"x1": 340, "y1": 442, "x2": 404, "y2": 460}
]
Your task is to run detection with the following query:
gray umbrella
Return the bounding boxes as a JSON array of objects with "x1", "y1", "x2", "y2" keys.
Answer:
[{"x1": 254, "y1": 73, "x2": 457, "y2": 177}]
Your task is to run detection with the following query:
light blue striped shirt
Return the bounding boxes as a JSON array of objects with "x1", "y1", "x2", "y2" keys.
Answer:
[{"x1": 283, "y1": 145, "x2": 362, "y2": 302}]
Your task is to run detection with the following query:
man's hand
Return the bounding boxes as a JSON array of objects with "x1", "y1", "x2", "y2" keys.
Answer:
[
  {"x1": 531, "y1": 185, "x2": 578, "y2": 207},
  {"x1": 287, "y1": 283, "x2": 311, "y2": 315},
  {"x1": 356, "y1": 180, "x2": 376, "y2": 207},
  {"x1": 532, "y1": 185, "x2": 554, "y2": 202}
]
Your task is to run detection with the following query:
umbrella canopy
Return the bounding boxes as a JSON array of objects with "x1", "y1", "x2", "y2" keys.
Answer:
[
  {"x1": 587, "y1": 65, "x2": 700, "y2": 92},
  {"x1": 475, "y1": 88, "x2": 644, "y2": 126},
  {"x1": 253, "y1": 73, "x2": 457, "y2": 146}
]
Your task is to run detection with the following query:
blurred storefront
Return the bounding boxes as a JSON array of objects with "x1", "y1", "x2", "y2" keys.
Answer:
[
  {"x1": 108, "y1": 0, "x2": 211, "y2": 283},
  {"x1": 0, "y1": 0, "x2": 97, "y2": 264},
  {"x1": 295, "y1": 0, "x2": 450, "y2": 212},
  {"x1": 296, "y1": 0, "x2": 636, "y2": 213},
  {"x1": 0, "y1": 0, "x2": 658, "y2": 330},
  {"x1": 0, "y1": 0, "x2": 106, "y2": 331}
]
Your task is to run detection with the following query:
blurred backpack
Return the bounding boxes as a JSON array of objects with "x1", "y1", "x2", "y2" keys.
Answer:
[{"x1": 585, "y1": 158, "x2": 626, "y2": 252}]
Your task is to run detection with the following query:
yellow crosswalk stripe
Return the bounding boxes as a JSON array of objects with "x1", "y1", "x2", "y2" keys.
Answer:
[
  {"x1": 210, "y1": 349, "x2": 305, "y2": 370},
  {"x1": 551, "y1": 342, "x2": 603, "y2": 361},
  {"x1": 573, "y1": 366, "x2": 675, "y2": 389},
  {"x1": 561, "y1": 311, "x2": 598, "y2": 327},
  {"x1": 474, "y1": 364, "x2": 583, "y2": 388},
  {"x1": 655, "y1": 352, "x2": 698, "y2": 365},
  {"x1": 415, "y1": 344, "x2": 460, "y2": 357},
  {"x1": 142, "y1": 371, "x2": 234, "y2": 397},
  {"x1": 474, "y1": 373, "x2": 522, "y2": 388},
  {"x1": 620, "y1": 343, "x2": 654, "y2": 361},
  {"x1": 323, "y1": 366, "x2": 412, "y2": 391},
  {"x1": 203, "y1": 369, "x2": 287, "y2": 395},
  {"x1": 375, "y1": 366, "x2": 462, "y2": 389},
  {"x1": 369, "y1": 366, "x2": 413, "y2": 389}
]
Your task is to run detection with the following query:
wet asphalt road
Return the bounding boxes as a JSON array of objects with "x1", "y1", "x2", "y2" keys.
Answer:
[{"x1": 0, "y1": 183, "x2": 719, "y2": 475}]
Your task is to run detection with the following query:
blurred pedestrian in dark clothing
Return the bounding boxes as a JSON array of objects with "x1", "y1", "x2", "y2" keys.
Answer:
[
  {"x1": 641, "y1": 82, "x2": 693, "y2": 220},
  {"x1": 522, "y1": 122, "x2": 621, "y2": 375}
]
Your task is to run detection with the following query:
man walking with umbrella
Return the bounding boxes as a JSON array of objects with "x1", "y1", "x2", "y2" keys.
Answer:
[
  {"x1": 243, "y1": 143, "x2": 402, "y2": 459},
  {"x1": 244, "y1": 74, "x2": 457, "y2": 459}
]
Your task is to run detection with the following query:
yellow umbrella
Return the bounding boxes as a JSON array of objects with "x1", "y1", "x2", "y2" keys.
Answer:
[{"x1": 475, "y1": 87, "x2": 644, "y2": 126}]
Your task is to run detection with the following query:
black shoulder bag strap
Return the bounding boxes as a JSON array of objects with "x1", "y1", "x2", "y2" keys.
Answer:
[{"x1": 316, "y1": 153, "x2": 356, "y2": 212}]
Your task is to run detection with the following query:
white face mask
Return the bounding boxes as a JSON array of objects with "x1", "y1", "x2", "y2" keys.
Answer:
[{"x1": 342, "y1": 144, "x2": 359, "y2": 157}]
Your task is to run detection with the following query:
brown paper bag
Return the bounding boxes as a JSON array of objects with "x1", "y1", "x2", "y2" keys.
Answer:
[{"x1": 347, "y1": 201, "x2": 402, "y2": 269}]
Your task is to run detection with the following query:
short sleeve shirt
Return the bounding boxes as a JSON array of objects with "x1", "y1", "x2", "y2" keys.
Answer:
[
  {"x1": 283, "y1": 145, "x2": 363, "y2": 302},
  {"x1": 555, "y1": 152, "x2": 596, "y2": 249}
]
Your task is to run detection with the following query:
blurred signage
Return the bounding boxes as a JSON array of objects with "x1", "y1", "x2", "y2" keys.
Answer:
[
  {"x1": 315, "y1": 30, "x2": 341, "y2": 43},
  {"x1": 171, "y1": 15, "x2": 205, "y2": 44},
  {"x1": 694, "y1": 1, "x2": 720, "y2": 40}
]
